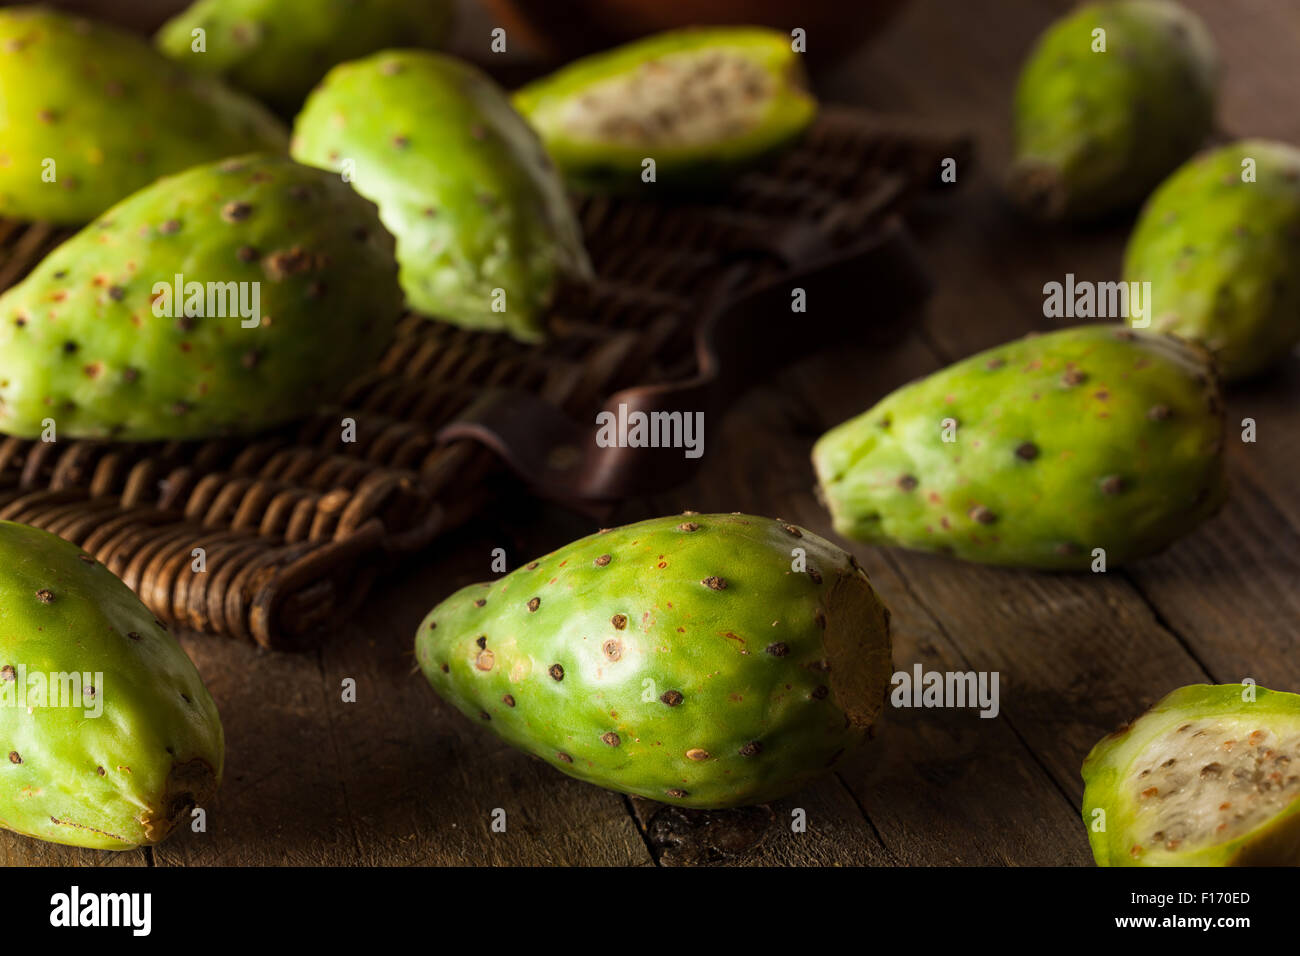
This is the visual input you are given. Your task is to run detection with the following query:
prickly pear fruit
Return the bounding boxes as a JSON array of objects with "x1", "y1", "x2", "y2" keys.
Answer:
[
  {"x1": 1124, "y1": 140, "x2": 1300, "y2": 381},
  {"x1": 1008, "y1": 0, "x2": 1216, "y2": 222},
  {"x1": 812, "y1": 325, "x2": 1227, "y2": 569},
  {"x1": 415, "y1": 513, "x2": 892, "y2": 809},
  {"x1": 0, "y1": 521, "x2": 223, "y2": 850},
  {"x1": 513, "y1": 27, "x2": 817, "y2": 193},
  {"x1": 1082, "y1": 684, "x2": 1300, "y2": 866},
  {"x1": 0, "y1": 6, "x2": 287, "y2": 225},
  {"x1": 291, "y1": 51, "x2": 591, "y2": 343},
  {"x1": 0, "y1": 154, "x2": 401, "y2": 441},
  {"x1": 156, "y1": 0, "x2": 455, "y2": 114}
]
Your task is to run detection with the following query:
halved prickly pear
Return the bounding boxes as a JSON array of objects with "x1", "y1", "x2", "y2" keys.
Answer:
[
  {"x1": 513, "y1": 27, "x2": 817, "y2": 193},
  {"x1": 156, "y1": 0, "x2": 455, "y2": 113},
  {"x1": 0, "y1": 6, "x2": 287, "y2": 224},
  {"x1": 415, "y1": 513, "x2": 892, "y2": 809},
  {"x1": 0, "y1": 154, "x2": 403, "y2": 440},
  {"x1": 1082, "y1": 684, "x2": 1300, "y2": 866},
  {"x1": 1125, "y1": 140, "x2": 1300, "y2": 381},
  {"x1": 812, "y1": 325, "x2": 1227, "y2": 569},
  {"x1": 0, "y1": 521, "x2": 224, "y2": 850},
  {"x1": 292, "y1": 50, "x2": 591, "y2": 342},
  {"x1": 1008, "y1": 0, "x2": 1216, "y2": 222}
]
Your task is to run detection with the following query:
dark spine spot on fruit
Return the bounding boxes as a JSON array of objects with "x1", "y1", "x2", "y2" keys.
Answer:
[
  {"x1": 897, "y1": 475, "x2": 918, "y2": 491},
  {"x1": 62, "y1": 341, "x2": 78, "y2": 355},
  {"x1": 77, "y1": 554, "x2": 94, "y2": 564},
  {"x1": 1015, "y1": 442, "x2": 1039, "y2": 460},
  {"x1": 1148, "y1": 404, "x2": 1172, "y2": 421},
  {"x1": 8, "y1": 752, "x2": 20, "y2": 764},
  {"x1": 527, "y1": 597, "x2": 540, "y2": 613},
  {"x1": 126, "y1": 631, "x2": 142, "y2": 641},
  {"x1": 986, "y1": 358, "x2": 1006, "y2": 370},
  {"x1": 665, "y1": 789, "x2": 688, "y2": 799},
  {"x1": 594, "y1": 554, "x2": 612, "y2": 567},
  {"x1": 557, "y1": 752, "x2": 573, "y2": 763},
  {"x1": 242, "y1": 349, "x2": 262, "y2": 370},
  {"x1": 702, "y1": 576, "x2": 727, "y2": 590},
  {"x1": 602, "y1": 732, "x2": 621, "y2": 747},
  {"x1": 739, "y1": 741, "x2": 763, "y2": 757},
  {"x1": 475, "y1": 635, "x2": 487, "y2": 649},
  {"x1": 526, "y1": 561, "x2": 539, "y2": 570},
  {"x1": 611, "y1": 614, "x2": 627, "y2": 630},
  {"x1": 660, "y1": 690, "x2": 684, "y2": 706},
  {"x1": 603, "y1": 640, "x2": 622, "y2": 661},
  {"x1": 1099, "y1": 475, "x2": 1125, "y2": 495},
  {"x1": 766, "y1": 642, "x2": 789, "y2": 657},
  {"x1": 502, "y1": 694, "x2": 516, "y2": 707},
  {"x1": 549, "y1": 664, "x2": 564, "y2": 681},
  {"x1": 221, "y1": 201, "x2": 253, "y2": 222},
  {"x1": 474, "y1": 598, "x2": 486, "y2": 608},
  {"x1": 1060, "y1": 368, "x2": 1087, "y2": 387},
  {"x1": 236, "y1": 245, "x2": 258, "y2": 263},
  {"x1": 96, "y1": 766, "x2": 105, "y2": 776},
  {"x1": 812, "y1": 686, "x2": 829, "y2": 700},
  {"x1": 107, "y1": 285, "x2": 125, "y2": 301},
  {"x1": 440, "y1": 663, "x2": 449, "y2": 673},
  {"x1": 35, "y1": 589, "x2": 54, "y2": 604},
  {"x1": 479, "y1": 710, "x2": 490, "y2": 721},
  {"x1": 808, "y1": 569, "x2": 822, "y2": 584},
  {"x1": 969, "y1": 505, "x2": 996, "y2": 524},
  {"x1": 0, "y1": 666, "x2": 14, "y2": 682}
]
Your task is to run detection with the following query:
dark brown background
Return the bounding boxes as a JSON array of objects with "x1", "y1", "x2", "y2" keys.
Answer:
[{"x1": 4, "y1": 0, "x2": 1298, "y2": 866}]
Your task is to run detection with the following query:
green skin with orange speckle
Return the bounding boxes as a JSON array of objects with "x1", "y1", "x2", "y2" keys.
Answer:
[
  {"x1": 1083, "y1": 684, "x2": 1300, "y2": 866},
  {"x1": 1009, "y1": 0, "x2": 1216, "y2": 222},
  {"x1": 156, "y1": 0, "x2": 455, "y2": 114},
  {"x1": 291, "y1": 50, "x2": 591, "y2": 343},
  {"x1": 812, "y1": 325, "x2": 1227, "y2": 569},
  {"x1": 0, "y1": 154, "x2": 402, "y2": 440},
  {"x1": 0, "y1": 520, "x2": 223, "y2": 850},
  {"x1": 415, "y1": 513, "x2": 893, "y2": 809},
  {"x1": 0, "y1": 6, "x2": 287, "y2": 225},
  {"x1": 1124, "y1": 140, "x2": 1300, "y2": 381}
]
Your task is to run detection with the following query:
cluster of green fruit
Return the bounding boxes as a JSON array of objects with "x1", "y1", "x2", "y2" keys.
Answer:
[{"x1": 0, "y1": 0, "x2": 1294, "y2": 869}]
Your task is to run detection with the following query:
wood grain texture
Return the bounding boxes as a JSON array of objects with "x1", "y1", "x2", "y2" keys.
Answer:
[{"x1": 8, "y1": 0, "x2": 1299, "y2": 865}]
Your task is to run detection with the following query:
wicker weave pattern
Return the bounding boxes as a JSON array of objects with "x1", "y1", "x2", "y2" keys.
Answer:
[{"x1": 0, "y1": 109, "x2": 969, "y2": 649}]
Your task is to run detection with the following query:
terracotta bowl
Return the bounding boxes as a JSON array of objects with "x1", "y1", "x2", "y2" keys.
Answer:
[{"x1": 481, "y1": 0, "x2": 911, "y2": 67}]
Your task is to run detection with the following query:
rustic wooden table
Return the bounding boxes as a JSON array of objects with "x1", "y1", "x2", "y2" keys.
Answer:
[{"x1": 8, "y1": 0, "x2": 1298, "y2": 866}]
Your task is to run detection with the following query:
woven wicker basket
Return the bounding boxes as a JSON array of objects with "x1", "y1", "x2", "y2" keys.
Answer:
[{"x1": 0, "y1": 107, "x2": 970, "y2": 649}]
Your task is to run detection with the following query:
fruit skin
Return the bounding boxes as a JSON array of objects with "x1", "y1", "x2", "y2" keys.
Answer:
[
  {"x1": 0, "y1": 521, "x2": 223, "y2": 850},
  {"x1": 513, "y1": 27, "x2": 817, "y2": 193},
  {"x1": 1008, "y1": 0, "x2": 1216, "y2": 222},
  {"x1": 1124, "y1": 140, "x2": 1300, "y2": 382},
  {"x1": 155, "y1": 0, "x2": 455, "y2": 114},
  {"x1": 292, "y1": 50, "x2": 591, "y2": 343},
  {"x1": 1083, "y1": 684, "x2": 1300, "y2": 866},
  {"x1": 0, "y1": 154, "x2": 402, "y2": 441},
  {"x1": 812, "y1": 325, "x2": 1227, "y2": 570},
  {"x1": 0, "y1": 6, "x2": 287, "y2": 225},
  {"x1": 415, "y1": 513, "x2": 892, "y2": 809}
]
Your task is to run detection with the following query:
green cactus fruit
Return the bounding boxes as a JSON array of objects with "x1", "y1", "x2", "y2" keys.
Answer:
[
  {"x1": 0, "y1": 6, "x2": 287, "y2": 225},
  {"x1": 812, "y1": 325, "x2": 1227, "y2": 570},
  {"x1": 1124, "y1": 140, "x2": 1300, "y2": 382},
  {"x1": 156, "y1": 0, "x2": 455, "y2": 114},
  {"x1": 1082, "y1": 684, "x2": 1300, "y2": 866},
  {"x1": 513, "y1": 27, "x2": 817, "y2": 193},
  {"x1": 1009, "y1": 0, "x2": 1216, "y2": 222},
  {"x1": 415, "y1": 513, "x2": 893, "y2": 809},
  {"x1": 0, "y1": 153, "x2": 402, "y2": 441},
  {"x1": 291, "y1": 50, "x2": 591, "y2": 343},
  {"x1": 0, "y1": 521, "x2": 224, "y2": 850}
]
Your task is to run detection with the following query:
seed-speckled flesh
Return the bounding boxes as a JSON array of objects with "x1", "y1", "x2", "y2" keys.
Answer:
[
  {"x1": 415, "y1": 513, "x2": 892, "y2": 809},
  {"x1": 1082, "y1": 684, "x2": 1300, "y2": 866}
]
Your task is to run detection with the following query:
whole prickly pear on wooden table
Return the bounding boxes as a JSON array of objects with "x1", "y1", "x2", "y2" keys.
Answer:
[
  {"x1": 0, "y1": 5, "x2": 287, "y2": 224},
  {"x1": 1125, "y1": 139, "x2": 1300, "y2": 381},
  {"x1": 292, "y1": 50, "x2": 591, "y2": 343},
  {"x1": 0, "y1": 521, "x2": 224, "y2": 850},
  {"x1": 156, "y1": 0, "x2": 456, "y2": 114},
  {"x1": 1008, "y1": 0, "x2": 1216, "y2": 222},
  {"x1": 0, "y1": 154, "x2": 403, "y2": 441},
  {"x1": 1082, "y1": 684, "x2": 1300, "y2": 866},
  {"x1": 812, "y1": 325, "x2": 1227, "y2": 569},
  {"x1": 415, "y1": 513, "x2": 893, "y2": 809}
]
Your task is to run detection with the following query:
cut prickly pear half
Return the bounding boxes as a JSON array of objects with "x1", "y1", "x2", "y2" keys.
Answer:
[
  {"x1": 514, "y1": 27, "x2": 817, "y2": 192},
  {"x1": 415, "y1": 513, "x2": 892, "y2": 809},
  {"x1": 0, "y1": 521, "x2": 224, "y2": 850},
  {"x1": 1083, "y1": 684, "x2": 1300, "y2": 866}
]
